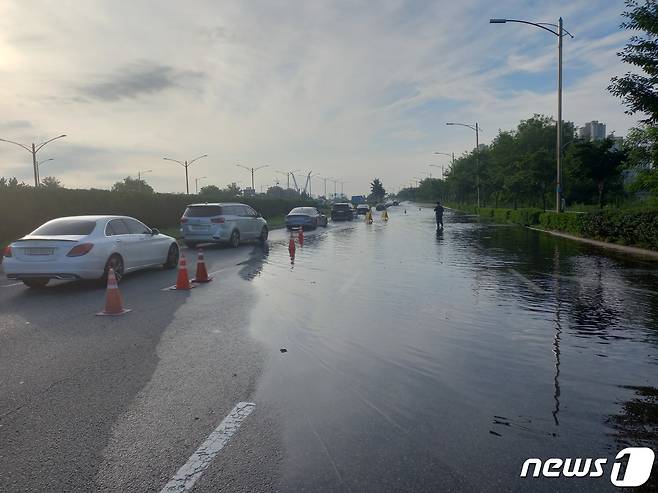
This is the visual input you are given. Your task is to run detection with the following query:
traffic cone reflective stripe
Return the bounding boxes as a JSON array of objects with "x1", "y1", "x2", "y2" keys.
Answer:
[
  {"x1": 96, "y1": 268, "x2": 131, "y2": 316},
  {"x1": 298, "y1": 226, "x2": 304, "y2": 246},
  {"x1": 171, "y1": 254, "x2": 195, "y2": 290},
  {"x1": 192, "y1": 248, "x2": 212, "y2": 283}
]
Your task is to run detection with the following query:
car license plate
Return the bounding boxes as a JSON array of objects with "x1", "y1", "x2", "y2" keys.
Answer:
[
  {"x1": 190, "y1": 225, "x2": 209, "y2": 231},
  {"x1": 25, "y1": 247, "x2": 54, "y2": 256}
]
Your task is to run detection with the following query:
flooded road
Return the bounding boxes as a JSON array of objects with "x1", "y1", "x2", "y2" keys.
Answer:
[{"x1": 245, "y1": 205, "x2": 658, "y2": 491}]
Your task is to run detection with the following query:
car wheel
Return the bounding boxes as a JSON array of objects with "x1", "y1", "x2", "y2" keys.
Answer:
[
  {"x1": 230, "y1": 230, "x2": 240, "y2": 248},
  {"x1": 164, "y1": 243, "x2": 179, "y2": 269},
  {"x1": 103, "y1": 254, "x2": 124, "y2": 283},
  {"x1": 259, "y1": 226, "x2": 269, "y2": 243},
  {"x1": 184, "y1": 241, "x2": 198, "y2": 249},
  {"x1": 23, "y1": 278, "x2": 49, "y2": 289}
]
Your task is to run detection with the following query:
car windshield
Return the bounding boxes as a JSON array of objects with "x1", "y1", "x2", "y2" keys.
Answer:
[
  {"x1": 30, "y1": 219, "x2": 96, "y2": 236},
  {"x1": 333, "y1": 204, "x2": 350, "y2": 210},
  {"x1": 290, "y1": 207, "x2": 315, "y2": 214},
  {"x1": 184, "y1": 206, "x2": 224, "y2": 217}
]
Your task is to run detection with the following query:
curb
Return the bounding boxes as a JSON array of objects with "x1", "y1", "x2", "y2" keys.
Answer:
[{"x1": 527, "y1": 226, "x2": 658, "y2": 261}]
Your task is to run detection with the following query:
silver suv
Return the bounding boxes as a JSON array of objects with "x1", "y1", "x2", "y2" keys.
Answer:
[{"x1": 180, "y1": 203, "x2": 268, "y2": 248}]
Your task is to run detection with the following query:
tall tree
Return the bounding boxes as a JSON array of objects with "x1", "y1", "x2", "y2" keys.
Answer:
[
  {"x1": 199, "y1": 184, "x2": 221, "y2": 196},
  {"x1": 40, "y1": 176, "x2": 62, "y2": 189},
  {"x1": 370, "y1": 178, "x2": 386, "y2": 200},
  {"x1": 608, "y1": 0, "x2": 658, "y2": 123},
  {"x1": 223, "y1": 182, "x2": 241, "y2": 196},
  {"x1": 564, "y1": 139, "x2": 626, "y2": 208},
  {"x1": 111, "y1": 176, "x2": 154, "y2": 193}
]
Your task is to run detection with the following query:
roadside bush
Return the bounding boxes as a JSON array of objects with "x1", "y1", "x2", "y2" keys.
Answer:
[
  {"x1": 0, "y1": 188, "x2": 317, "y2": 244},
  {"x1": 477, "y1": 207, "x2": 495, "y2": 218},
  {"x1": 508, "y1": 208, "x2": 543, "y2": 226},
  {"x1": 538, "y1": 212, "x2": 584, "y2": 235}
]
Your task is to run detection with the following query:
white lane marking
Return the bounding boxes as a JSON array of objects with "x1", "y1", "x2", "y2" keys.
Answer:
[
  {"x1": 508, "y1": 268, "x2": 546, "y2": 295},
  {"x1": 160, "y1": 402, "x2": 255, "y2": 493},
  {"x1": 1, "y1": 282, "x2": 23, "y2": 288}
]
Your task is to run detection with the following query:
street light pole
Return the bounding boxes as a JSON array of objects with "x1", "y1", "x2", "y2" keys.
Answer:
[
  {"x1": 138, "y1": 169, "x2": 152, "y2": 193},
  {"x1": 0, "y1": 134, "x2": 66, "y2": 187},
  {"x1": 163, "y1": 155, "x2": 207, "y2": 194},
  {"x1": 490, "y1": 17, "x2": 573, "y2": 212},
  {"x1": 446, "y1": 122, "x2": 481, "y2": 207},
  {"x1": 236, "y1": 164, "x2": 269, "y2": 190},
  {"x1": 36, "y1": 158, "x2": 54, "y2": 184},
  {"x1": 557, "y1": 16, "x2": 563, "y2": 213},
  {"x1": 195, "y1": 176, "x2": 207, "y2": 194}
]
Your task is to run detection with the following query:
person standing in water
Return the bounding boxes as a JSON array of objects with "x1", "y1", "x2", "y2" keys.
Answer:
[{"x1": 434, "y1": 201, "x2": 444, "y2": 230}]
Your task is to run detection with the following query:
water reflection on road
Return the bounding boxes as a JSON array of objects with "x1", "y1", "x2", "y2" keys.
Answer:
[{"x1": 246, "y1": 205, "x2": 658, "y2": 491}]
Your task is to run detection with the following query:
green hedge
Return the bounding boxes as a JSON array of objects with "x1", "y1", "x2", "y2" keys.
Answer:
[
  {"x1": 0, "y1": 188, "x2": 317, "y2": 244},
  {"x1": 538, "y1": 212, "x2": 585, "y2": 235},
  {"x1": 540, "y1": 209, "x2": 658, "y2": 249},
  {"x1": 455, "y1": 204, "x2": 658, "y2": 250}
]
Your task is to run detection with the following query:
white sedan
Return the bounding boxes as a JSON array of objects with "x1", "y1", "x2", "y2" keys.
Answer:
[{"x1": 2, "y1": 215, "x2": 179, "y2": 288}]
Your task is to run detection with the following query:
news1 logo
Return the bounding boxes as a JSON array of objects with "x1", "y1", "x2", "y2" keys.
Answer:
[{"x1": 520, "y1": 447, "x2": 655, "y2": 487}]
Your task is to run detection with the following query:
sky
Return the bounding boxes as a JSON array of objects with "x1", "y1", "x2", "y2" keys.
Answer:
[{"x1": 0, "y1": 0, "x2": 640, "y2": 197}]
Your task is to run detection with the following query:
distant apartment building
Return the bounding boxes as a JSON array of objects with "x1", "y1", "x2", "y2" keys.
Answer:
[{"x1": 578, "y1": 120, "x2": 607, "y2": 141}]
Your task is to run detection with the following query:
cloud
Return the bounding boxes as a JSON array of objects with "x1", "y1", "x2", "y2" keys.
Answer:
[
  {"x1": 0, "y1": 0, "x2": 641, "y2": 194},
  {"x1": 0, "y1": 120, "x2": 32, "y2": 130},
  {"x1": 78, "y1": 62, "x2": 205, "y2": 102}
]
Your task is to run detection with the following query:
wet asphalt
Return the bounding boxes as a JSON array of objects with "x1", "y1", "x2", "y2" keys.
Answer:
[{"x1": 1, "y1": 205, "x2": 657, "y2": 492}]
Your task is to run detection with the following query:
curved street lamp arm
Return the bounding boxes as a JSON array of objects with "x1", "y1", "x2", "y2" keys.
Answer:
[
  {"x1": 491, "y1": 18, "x2": 560, "y2": 36},
  {"x1": 188, "y1": 154, "x2": 208, "y2": 166},
  {"x1": 163, "y1": 157, "x2": 185, "y2": 167},
  {"x1": 35, "y1": 134, "x2": 66, "y2": 153},
  {"x1": 236, "y1": 164, "x2": 252, "y2": 172},
  {"x1": 0, "y1": 138, "x2": 32, "y2": 153},
  {"x1": 253, "y1": 164, "x2": 269, "y2": 172},
  {"x1": 446, "y1": 122, "x2": 479, "y2": 133}
]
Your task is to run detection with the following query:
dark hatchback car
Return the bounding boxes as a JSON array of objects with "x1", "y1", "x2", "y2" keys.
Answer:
[{"x1": 331, "y1": 203, "x2": 354, "y2": 221}]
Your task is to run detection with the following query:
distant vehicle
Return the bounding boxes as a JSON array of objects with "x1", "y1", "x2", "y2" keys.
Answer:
[
  {"x1": 392, "y1": 200, "x2": 399, "y2": 206},
  {"x1": 351, "y1": 195, "x2": 367, "y2": 205},
  {"x1": 356, "y1": 204, "x2": 371, "y2": 215},
  {"x1": 180, "y1": 203, "x2": 268, "y2": 249},
  {"x1": 331, "y1": 203, "x2": 355, "y2": 221},
  {"x1": 375, "y1": 203, "x2": 386, "y2": 211},
  {"x1": 2, "y1": 215, "x2": 179, "y2": 288},
  {"x1": 285, "y1": 207, "x2": 328, "y2": 230}
]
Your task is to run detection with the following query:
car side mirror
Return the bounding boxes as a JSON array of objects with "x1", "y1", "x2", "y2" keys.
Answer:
[{"x1": 151, "y1": 228, "x2": 160, "y2": 235}]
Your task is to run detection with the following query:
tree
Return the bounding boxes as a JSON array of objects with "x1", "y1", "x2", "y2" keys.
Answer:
[
  {"x1": 370, "y1": 178, "x2": 385, "y2": 201},
  {"x1": 111, "y1": 176, "x2": 154, "y2": 193},
  {"x1": 40, "y1": 176, "x2": 62, "y2": 189},
  {"x1": 608, "y1": 0, "x2": 658, "y2": 123},
  {"x1": 0, "y1": 177, "x2": 29, "y2": 189},
  {"x1": 563, "y1": 139, "x2": 626, "y2": 208},
  {"x1": 199, "y1": 184, "x2": 221, "y2": 196},
  {"x1": 223, "y1": 182, "x2": 241, "y2": 196}
]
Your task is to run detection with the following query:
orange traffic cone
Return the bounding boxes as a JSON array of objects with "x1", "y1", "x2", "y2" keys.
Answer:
[
  {"x1": 170, "y1": 253, "x2": 196, "y2": 290},
  {"x1": 288, "y1": 233, "x2": 296, "y2": 257},
  {"x1": 192, "y1": 248, "x2": 212, "y2": 283},
  {"x1": 298, "y1": 226, "x2": 304, "y2": 246},
  {"x1": 96, "y1": 268, "x2": 131, "y2": 316}
]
